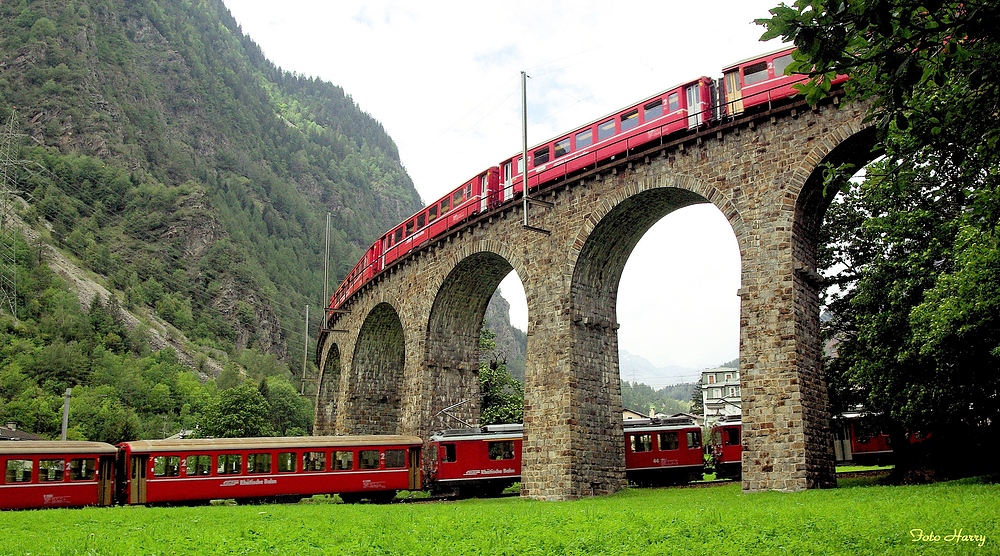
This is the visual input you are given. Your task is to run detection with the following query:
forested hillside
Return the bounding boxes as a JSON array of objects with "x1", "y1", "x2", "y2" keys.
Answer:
[{"x1": 0, "y1": 0, "x2": 424, "y2": 441}]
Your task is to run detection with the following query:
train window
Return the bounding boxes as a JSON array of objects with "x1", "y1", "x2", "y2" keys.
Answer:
[
  {"x1": 630, "y1": 434, "x2": 653, "y2": 453},
  {"x1": 687, "y1": 431, "x2": 702, "y2": 449},
  {"x1": 405, "y1": 220, "x2": 415, "y2": 237},
  {"x1": 217, "y1": 454, "x2": 242, "y2": 475},
  {"x1": 185, "y1": 455, "x2": 212, "y2": 476},
  {"x1": 332, "y1": 450, "x2": 353, "y2": 471},
  {"x1": 428, "y1": 205, "x2": 438, "y2": 222},
  {"x1": 5, "y1": 459, "x2": 32, "y2": 483},
  {"x1": 70, "y1": 458, "x2": 96, "y2": 481},
  {"x1": 620, "y1": 109, "x2": 639, "y2": 131},
  {"x1": 597, "y1": 119, "x2": 615, "y2": 141},
  {"x1": 773, "y1": 54, "x2": 793, "y2": 77},
  {"x1": 644, "y1": 99, "x2": 663, "y2": 121},
  {"x1": 453, "y1": 189, "x2": 464, "y2": 205},
  {"x1": 533, "y1": 146, "x2": 550, "y2": 166},
  {"x1": 576, "y1": 129, "x2": 593, "y2": 149},
  {"x1": 441, "y1": 197, "x2": 451, "y2": 214},
  {"x1": 277, "y1": 452, "x2": 296, "y2": 473},
  {"x1": 39, "y1": 459, "x2": 65, "y2": 481},
  {"x1": 153, "y1": 456, "x2": 180, "y2": 477},
  {"x1": 384, "y1": 450, "x2": 406, "y2": 469},
  {"x1": 393, "y1": 228, "x2": 403, "y2": 244},
  {"x1": 726, "y1": 428, "x2": 741, "y2": 446},
  {"x1": 658, "y1": 432, "x2": 679, "y2": 451},
  {"x1": 488, "y1": 441, "x2": 515, "y2": 461},
  {"x1": 248, "y1": 453, "x2": 272, "y2": 474},
  {"x1": 303, "y1": 451, "x2": 327, "y2": 471},
  {"x1": 668, "y1": 92, "x2": 679, "y2": 112},
  {"x1": 467, "y1": 182, "x2": 474, "y2": 198},
  {"x1": 417, "y1": 214, "x2": 426, "y2": 229},
  {"x1": 554, "y1": 137, "x2": 571, "y2": 159},
  {"x1": 359, "y1": 450, "x2": 380, "y2": 470},
  {"x1": 441, "y1": 444, "x2": 457, "y2": 463},
  {"x1": 743, "y1": 61, "x2": 769, "y2": 85}
]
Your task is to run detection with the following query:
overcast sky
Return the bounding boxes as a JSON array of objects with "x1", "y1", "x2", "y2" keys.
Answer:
[{"x1": 224, "y1": 0, "x2": 788, "y2": 381}]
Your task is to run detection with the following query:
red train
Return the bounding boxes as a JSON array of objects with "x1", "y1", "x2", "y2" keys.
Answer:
[
  {"x1": 708, "y1": 412, "x2": 923, "y2": 481},
  {"x1": 2, "y1": 435, "x2": 423, "y2": 510},
  {"x1": 710, "y1": 417, "x2": 743, "y2": 480},
  {"x1": 328, "y1": 46, "x2": 845, "y2": 314},
  {"x1": 428, "y1": 416, "x2": 704, "y2": 496}
]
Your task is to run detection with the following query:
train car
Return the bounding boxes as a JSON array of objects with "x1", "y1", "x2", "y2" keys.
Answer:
[
  {"x1": 328, "y1": 168, "x2": 500, "y2": 311},
  {"x1": 497, "y1": 77, "x2": 714, "y2": 198},
  {"x1": 623, "y1": 417, "x2": 704, "y2": 486},
  {"x1": 428, "y1": 424, "x2": 522, "y2": 498},
  {"x1": 117, "y1": 435, "x2": 422, "y2": 505},
  {"x1": 710, "y1": 416, "x2": 743, "y2": 480},
  {"x1": 1, "y1": 441, "x2": 117, "y2": 510},
  {"x1": 832, "y1": 411, "x2": 896, "y2": 466},
  {"x1": 719, "y1": 46, "x2": 850, "y2": 117}
]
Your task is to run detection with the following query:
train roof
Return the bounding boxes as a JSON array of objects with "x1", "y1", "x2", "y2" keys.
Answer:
[
  {"x1": 119, "y1": 435, "x2": 423, "y2": 454},
  {"x1": 720, "y1": 44, "x2": 796, "y2": 72},
  {"x1": 0, "y1": 440, "x2": 118, "y2": 456},
  {"x1": 430, "y1": 424, "x2": 523, "y2": 441}
]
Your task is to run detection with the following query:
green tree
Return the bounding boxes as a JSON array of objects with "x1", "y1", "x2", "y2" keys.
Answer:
[
  {"x1": 200, "y1": 381, "x2": 273, "y2": 438},
  {"x1": 479, "y1": 324, "x2": 523, "y2": 425},
  {"x1": 263, "y1": 375, "x2": 314, "y2": 436},
  {"x1": 760, "y1": 0, "x2": 1000, "y2": 479}
]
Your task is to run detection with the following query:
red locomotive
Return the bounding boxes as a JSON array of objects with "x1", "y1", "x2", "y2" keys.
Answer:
[
  {"x1": 624, "y1": 417, "x2": 704, "y2": 486},
  {"x1": 428, "y1": 416, "x2": 705, "y2": 495},
  {"x1": 428, "y1": 424, "x2": 522, "y2": 498},
  {"x1": 327, "y1": 46, "x2": 846, "y2": 315}
]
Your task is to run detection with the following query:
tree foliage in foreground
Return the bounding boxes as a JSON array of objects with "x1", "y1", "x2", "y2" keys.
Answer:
[
  {"x1": 478, "y1": 324, "x2": 524, "y2": 426},
  {"x1": 759, "y1": 1, "x2": 1000, "y2": 479}
]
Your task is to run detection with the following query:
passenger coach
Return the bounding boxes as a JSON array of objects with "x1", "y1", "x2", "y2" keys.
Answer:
[
  {"x1": 117, "y1": 435, "x2": 423, "y2": 505},
  {"x1": 1, "y1": 441, "x2": 117, "y2": 510}
]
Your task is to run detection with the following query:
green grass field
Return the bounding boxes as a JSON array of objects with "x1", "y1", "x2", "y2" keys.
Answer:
[{"x1": 0, "y1": 476, "x2": 996, "y2": 555}]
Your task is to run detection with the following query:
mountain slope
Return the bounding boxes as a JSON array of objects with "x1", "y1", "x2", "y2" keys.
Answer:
[{"x1": 0, "y1": 0, "x2": 424, "y2": 362}]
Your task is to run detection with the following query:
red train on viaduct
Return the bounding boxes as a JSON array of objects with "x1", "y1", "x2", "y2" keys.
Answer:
[{"x1": 328, "y1": 45, "x2": 844, "y2": 314}]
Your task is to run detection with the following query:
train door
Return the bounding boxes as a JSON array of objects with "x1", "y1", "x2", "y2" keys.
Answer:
[
  {"x1": 97, "y1": 456, "x2": 115, "y2": 506},
  {"x1": 833, "y1": 421, "x2": 852, "y2": 463},
  {"x1": 408, "y1": 447, "x2": 422, "y2": 490},
  {"x1": 723, "y1": 70, "x2": 743, "y2": 116},
  {"x1": 129, "y1": 455, "x2": 148, "y2": 504},
  {"x1": 502, "y1": 160, "x2": 514, "y2": 203},
  {"x1": 686, "y1": 83, "x2": 703, "y2": 129},
  {"x1": 480, "y1": 173, "x2": 490, "y2": 213}
]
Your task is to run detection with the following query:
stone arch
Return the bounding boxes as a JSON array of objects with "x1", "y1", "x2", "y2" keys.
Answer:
[
  {"x1": 423, "y1": 248, "x2": 520, "y2": 432},
  {"x1": 563, "y1": 186, "x2": 713, "y2": 494},
  {"x1": 315, "y1": 342, "x2": 342, "y2": 434},
  {"x1": 342, "y1": 302, "x2": 406, "y2": 435}
]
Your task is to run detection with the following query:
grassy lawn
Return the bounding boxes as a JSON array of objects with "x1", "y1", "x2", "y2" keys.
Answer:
[{"x1": 0, "y1": 476, "x2": 996, "y2": 555}]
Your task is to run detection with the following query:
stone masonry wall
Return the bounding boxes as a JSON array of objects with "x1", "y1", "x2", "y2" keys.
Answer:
[{"x1": 315, "y1": 98, "x2": 871, "y2": 497}]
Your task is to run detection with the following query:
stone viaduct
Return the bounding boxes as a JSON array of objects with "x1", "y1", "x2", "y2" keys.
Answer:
[{"x1": 315, "y1": 95, "x2": 875, "y2": 500}]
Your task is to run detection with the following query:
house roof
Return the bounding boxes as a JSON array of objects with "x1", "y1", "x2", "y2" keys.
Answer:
[{"x1": 0, "y1": 425, "x2": 46, "y2": 441}]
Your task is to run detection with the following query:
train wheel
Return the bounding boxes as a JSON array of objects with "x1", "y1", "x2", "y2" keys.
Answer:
[
  {"x1": 368, "y1": 490, "x2": 397, "y2": 504},
  {"x1": 338, "y1": 493, "x2": 363, "y2": 504}
]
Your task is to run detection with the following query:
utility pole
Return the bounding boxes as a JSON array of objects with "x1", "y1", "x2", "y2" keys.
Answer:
[
  {"x1": 60, "y1": 388, "x2": 72, "y2": 441},
  {"x1": 519, "y1": 73, "x2": 553, "y2": 234},
  {"x1": 0, "y1": 109, "x2": 21, "y2": 320},
  {"x1": 301, "y1": 304, "x2": 309, "y2": 394},
  {"x1": 323, "y1": 211, "x2": 331, "y2": 306}
]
